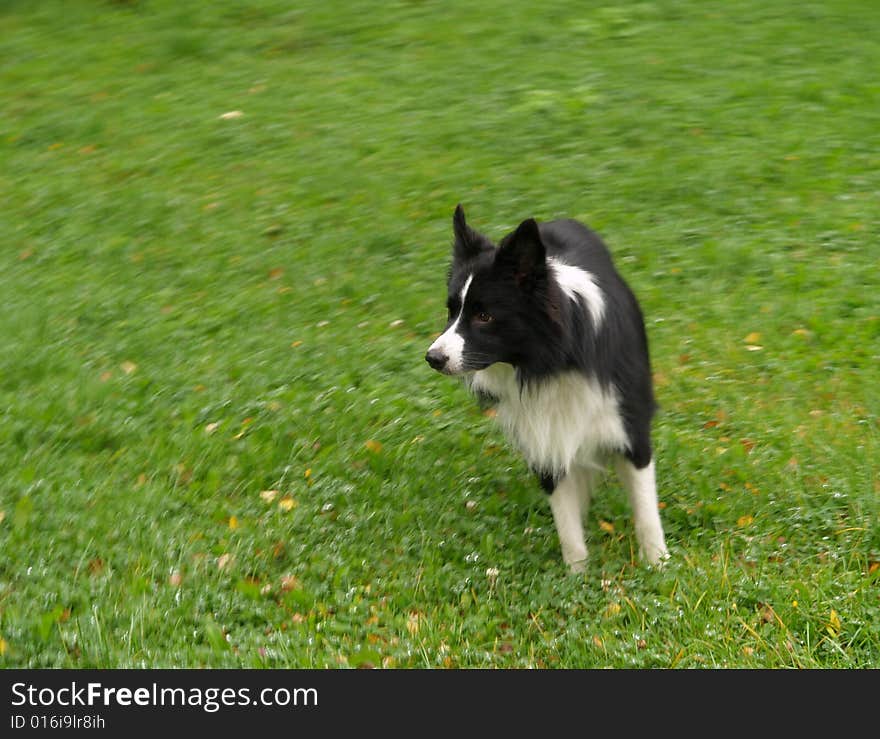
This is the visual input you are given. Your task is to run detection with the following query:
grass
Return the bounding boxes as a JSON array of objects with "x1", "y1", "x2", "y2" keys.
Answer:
[{"x1": 0, "y1": 0, "x2": 878, "y2": 668}]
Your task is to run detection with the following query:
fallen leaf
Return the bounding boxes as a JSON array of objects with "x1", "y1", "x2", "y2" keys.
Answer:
[
  {"x1": 604, "y1": 602, "x2": 622, "y2": 618},
  {"x1": 100, "y1": 371, "x2": 113, "y2": 382},
  {"x1": 260, "y1": 489, "x2": 279, "y2": 503},
  {"x1": 364, "y1": 440, "x2": 383, "y2": 454},
  {"x1": 745, "y1": 345, "x2": 763, "y2": 352},
  {"x1": 406, "y1": 612, "x2": 420, "y2": 636},
  {"x1": 280, "y1": 574, "x2": 301, "y2": 592},
  {"x1": 205, "y1": 422, "x2": 220, "y2": 435},
  {"x1": 792, "y1": 328, "x2": 811, "y2": 337},
  {"x1": 217, "y1": 553, "x2": 232, "y2": 570},
  {"x1": 592, "y1": 635, "x2": 604, "y2": 649},
  {"x1": 0, "y1": 511, "x2": 4, "y2": 524},
  {"x1": 827, "y1": 609, "x2": 841, "y2": 638},
  {"x1": 169, "y1": 571, "x2": 183, "y2": 587},
  {"x1": 389, "y1": 319, "x2": 404, "y2": 328},
  {"x1": 120, "y1": 361, "x2": 137, "y2": 375},
  {"x1": 737, "y1": 514, "x2": 754, "y2": 527},
  {"x1": 228, "y1": 516, "x2": 239, "y2": 530},
  {"x1": 0, "y1": 637, "x2": 7, "y2": 655},
  {"x1": 868, "y1": 562, "x2": 879, "y2": 575},
  {"x1": 219, "y1": 110, "x2": 244, "y2": 119},
  {"x1": 598, "y1": 520, "x2": 615, "y2": 533},
  {"x1": 278, "y1": 496, "x2": 296, "y2": 511},
  {"x1": 744, "y1": 332, "x2": 762, "y2": 343},
  {"x1": 88, "y1": 558, "x2": 105, "y2": 576}
]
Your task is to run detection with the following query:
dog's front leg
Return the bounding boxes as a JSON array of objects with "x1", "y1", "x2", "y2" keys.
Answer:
[
  {"x1": 546, "y1": 468, "x2": 590, "y2": 573},
  {"x1": 614, "y1": 456, "x2": 668, "y2": 565}
]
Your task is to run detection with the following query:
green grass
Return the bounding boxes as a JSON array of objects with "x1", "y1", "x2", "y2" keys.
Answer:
[{"x1": 1, "y1": 0, "x2": 878, "y2": 668}]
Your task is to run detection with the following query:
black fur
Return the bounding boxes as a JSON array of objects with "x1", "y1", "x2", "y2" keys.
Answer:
[{"x1": 443, "y1": 205, "x2": 656, "y2": 470}]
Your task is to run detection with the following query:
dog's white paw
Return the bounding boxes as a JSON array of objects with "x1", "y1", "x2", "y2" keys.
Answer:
[
  {"x1": 643, "y1": 544, "x2": 669, "y2": 568},
  {"x1": 566, "y1": 557, "x2": 588, "y2": 574}
]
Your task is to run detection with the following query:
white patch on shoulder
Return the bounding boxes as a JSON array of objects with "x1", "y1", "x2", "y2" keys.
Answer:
[
  {"x1": 547, "y1": 257, "x2": 605, "y2": 327},
  {"x1": 427, "y1": 274, "x2": 472, "y2": 373},
  {"x1": 470, "y1": 364, "x2": 628, "y2": 474}
]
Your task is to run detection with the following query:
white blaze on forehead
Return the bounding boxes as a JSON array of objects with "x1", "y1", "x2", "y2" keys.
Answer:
[
  {"x1": 428, "y1": 274, "x2": 473, "y2": 373},
  {"x1": 547, "y1": 258, "x2": 605, "y2": 327}
]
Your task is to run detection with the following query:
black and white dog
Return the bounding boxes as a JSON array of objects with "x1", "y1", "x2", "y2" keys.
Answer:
[{"x1": 425, "y1": 206, "x2": 668, "y2": 573}]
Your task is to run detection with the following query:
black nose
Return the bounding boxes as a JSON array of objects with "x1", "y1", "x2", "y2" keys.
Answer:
[{"x1": 425, "y1": 348, "x2": 448, "y2": 370}]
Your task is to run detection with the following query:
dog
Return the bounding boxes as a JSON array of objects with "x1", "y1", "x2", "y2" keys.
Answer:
[{"x1": 425, "y1": 205, "x2": 668, "y2": 573}]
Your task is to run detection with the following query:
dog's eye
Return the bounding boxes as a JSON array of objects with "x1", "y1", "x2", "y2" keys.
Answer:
[{"x1": 474, "y1": 311, "x2": 493, "y2": 324}]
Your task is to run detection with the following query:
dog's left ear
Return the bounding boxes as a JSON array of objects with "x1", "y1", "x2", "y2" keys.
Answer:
[
  {"x1": 497, "y1": 218, "x2": 546, "y2": 290},
  {"x1": 452, "y1": 204, "x2": 487, "y2": 261}
]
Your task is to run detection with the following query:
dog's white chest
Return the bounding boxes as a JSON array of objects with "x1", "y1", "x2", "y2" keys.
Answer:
[{"x1": 470, "y1": 364, "x2": 628, "y2": 474}]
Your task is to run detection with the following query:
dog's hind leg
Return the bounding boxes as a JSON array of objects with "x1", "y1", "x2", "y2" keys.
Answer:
[
  {"x1": 614, "y1": 456, "x2": 669, "y2": 565},
  {"x1": 545, "y1": 467, "x2": 591, "y2": 574}
]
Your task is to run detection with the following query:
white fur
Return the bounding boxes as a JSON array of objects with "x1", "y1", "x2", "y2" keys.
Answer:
[
  {"x1": 470, "y1": 364, "x2": 629, "y2": 475},
  {"x1": 427, "y1": 274, "x2": 472, "y2": 373},
  {"x1": 614, "y1": 458, "x2": 668, "y2": 565},
  {"x1": 548, "y1": 467, "x2": 593, "y2": 572},
  {"x1": 547, "y1": 258, "x2": 605, "y2": 327}
]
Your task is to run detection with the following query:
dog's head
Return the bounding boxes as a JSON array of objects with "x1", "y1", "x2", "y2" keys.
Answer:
[{"x1": 425, "y1": 205, "x2": 559, "y2": 376}]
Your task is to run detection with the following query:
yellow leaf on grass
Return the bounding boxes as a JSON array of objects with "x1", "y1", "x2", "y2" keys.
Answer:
[
  {"x1": 737, "y1": 514, "x2": 754, "y2": 527},
  {"x1": 0, "y1": 637, "x2": 8, "y2": 655},
  {"x1": 827, "y1": 609, "x2": 841, "y2": 638},
  {"x1": 278, "y1": 496, "x2": 296, "y2": 511},
  {"x1": 604, "y1": 602, "x2": 621, "y2": 618},
  {"x1": 260, "y1": 490, "x2": 279, "y2": 503},
  {"x1": 744, "y1": 332, "x2": 761, "y2": 344},
  {"x1": 365, "y1": 440, "x2": 383, "y2": 454},
  {"x1": 598, "y1": 520, "x2": 615, "y2": 533},
  {"x1": 120, "y1": 361, "x2": 137, "y2": 375},
  {"x1": 228, "y1": 516, "x2": 239, "y2": 530},
  {"x1": 406, "y1": 612, "x2": 420, "y2": 636},
  {"x1": 217, "y1": 553, "x2": 232, "y2": 570}
]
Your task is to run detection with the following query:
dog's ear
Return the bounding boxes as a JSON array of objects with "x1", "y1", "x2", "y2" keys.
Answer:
[
  {"x1": 497, "y1": 217, "x2": 546, "y2": 290},
  {"x1": 452, "y1": 204, "x2": 489, "y2": 261}
]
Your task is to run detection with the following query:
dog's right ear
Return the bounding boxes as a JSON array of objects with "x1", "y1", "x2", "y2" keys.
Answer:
[{"x1": 452, "y1": 204, "x2": 489, "y2": 261}]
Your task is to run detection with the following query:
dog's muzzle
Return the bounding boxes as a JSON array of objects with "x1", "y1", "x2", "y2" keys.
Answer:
[{"x1": 424, "y1": 348, "x2": 448, "y2": 371}]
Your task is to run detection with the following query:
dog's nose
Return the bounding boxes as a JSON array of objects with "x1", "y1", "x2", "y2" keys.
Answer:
[{"x1": 425, "y1": 348, "x2": 448, "y2": 371}]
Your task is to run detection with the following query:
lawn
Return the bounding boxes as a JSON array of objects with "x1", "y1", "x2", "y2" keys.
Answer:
[{"x1": 1, "y1": 0, "x2": 878, "y2": 668}]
